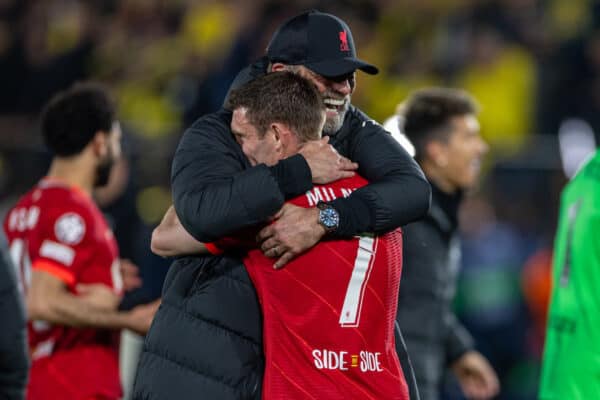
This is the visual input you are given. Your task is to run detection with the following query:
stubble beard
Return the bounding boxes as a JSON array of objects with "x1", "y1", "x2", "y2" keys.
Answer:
[{"x1": 322, "y1": 96, "x2": 350, "y2": 135}]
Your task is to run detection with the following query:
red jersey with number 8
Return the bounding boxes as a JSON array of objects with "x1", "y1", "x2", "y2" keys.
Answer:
[
  {"x1": 245, "y1": 175, "x2": 407, "y2": 399},
  {"x1": 3, "y1": 178, "x2": 123, "y2": 399}
]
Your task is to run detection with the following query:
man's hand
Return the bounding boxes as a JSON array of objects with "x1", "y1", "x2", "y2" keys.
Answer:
[
  {"x1": 76, "y1": 283, "x2": 122, "y2": 311},
  {"x1": 298, "y1": 136, "x2": 358, "y2": 184},
  {"x1": 125, "y1": 299, "x2": 161, "y2": 335},
  {"x1": 120, "y1": 259, "x2": 142, "y2": 291},
  {"x1": 451, "y1": 350, "x2": 500, "y2": 400},
  {"x1": 257, "y1": 204, "x2": 326, "y2": 269}
]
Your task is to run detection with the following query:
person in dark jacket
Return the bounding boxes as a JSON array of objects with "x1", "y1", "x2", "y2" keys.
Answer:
[
  {"x1": 0, "y1": 231, "x2": 29, "y2": 400},
  {"x1": 134, "y1": 10, "x2": 428, "y2": 400},
  {"x1": 396, "y1": 88, "x2": 499, "y2": 400}
]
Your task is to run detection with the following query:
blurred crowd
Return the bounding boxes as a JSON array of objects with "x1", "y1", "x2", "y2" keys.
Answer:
[{"x1": 1, "y1": 0, "x2": 598, "y2": 398}]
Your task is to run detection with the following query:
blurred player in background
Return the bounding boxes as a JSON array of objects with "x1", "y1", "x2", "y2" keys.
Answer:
[
  {"x1": 396, "y1": 88, "x2": 499, "y2": 400},
  {"x1": 3, "y1": 83, "x2": 158, "y2": 400},
  {"x1": 539, "y1": 148, "x2": 600, "y2": 399},
  {"x1": 150, "y1": 72, "x2": 409, "y2": 399}
]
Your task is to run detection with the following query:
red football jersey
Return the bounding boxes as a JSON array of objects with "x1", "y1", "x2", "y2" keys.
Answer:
[
  {"x1": 3, "y1": 177, "x2": 123, "y2": 399},
  {"x1": 244, "y1": 175, "x2": 408, "y2": 399}
]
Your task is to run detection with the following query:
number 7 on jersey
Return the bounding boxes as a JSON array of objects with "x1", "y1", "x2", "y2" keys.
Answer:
[{"x1": 339, "y1": 236, "x2": 377, "y2": 327}]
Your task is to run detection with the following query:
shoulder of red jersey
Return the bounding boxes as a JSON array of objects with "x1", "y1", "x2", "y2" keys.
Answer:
[
  {"x1": 4, "y1": 180, "x2": 117, "y2": 288},
  {"x1": 294, "y1": 174, "x2": 369, "y2": 208},
  {"x1": 323, "y1": 174, "x2": 369, "y2": 190},
  {"x1": 4, "y1": 182, "x2": 100, "y2": 286},
  {"x1": 5, "y1": 181, "x2": 95, "y2": 250}
]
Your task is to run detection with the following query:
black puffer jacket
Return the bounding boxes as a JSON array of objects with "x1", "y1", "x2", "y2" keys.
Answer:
[
  {"x1": 396, "y1": 184, "x2": 474, "y2": 400},
  {"x1": 133, "y1": 256, "x2": 263, "y2": 400},
  {"x1": 0, "y1": 232, "x2": 29, "y2": 400}
]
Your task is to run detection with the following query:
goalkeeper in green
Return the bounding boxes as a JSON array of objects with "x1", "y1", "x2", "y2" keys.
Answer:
[{"x1": 539, "y1": 149, "x2": 600, "y2": 399}]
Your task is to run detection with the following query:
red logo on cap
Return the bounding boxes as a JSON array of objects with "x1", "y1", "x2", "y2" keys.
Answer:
[{"x1": 339, "y1": 30, "x2": 350, "y2": 52}]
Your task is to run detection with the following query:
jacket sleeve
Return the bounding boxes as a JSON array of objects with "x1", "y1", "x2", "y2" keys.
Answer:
[
  {"x1": 171, "y1": 111, "x2": 313, "y2": 242},
  {"x1": 0, "y1": 234, "x2": 29, "y2": 400},
  {"x1": 330, "y1": 117, "x2": 431, "y2": 236},
  {"x1": 443, "y1": 312, "x2": 475, "y2": 365}
]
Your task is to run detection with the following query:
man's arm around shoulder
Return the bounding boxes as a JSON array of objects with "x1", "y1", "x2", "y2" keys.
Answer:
[
  {"x1": 171, "y1": 111, "x2": 312, "y2": 242},
  {"x1": 171, "y1": 111, "x2": 357, "y2": 242},
  {"x1": 329, "y1": 109, "x2": 431, "y2": 236}
]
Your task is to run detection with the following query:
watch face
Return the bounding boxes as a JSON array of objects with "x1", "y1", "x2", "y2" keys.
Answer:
[{"x1": 320, "y1": 207, "x2": 339, "y2": 230}]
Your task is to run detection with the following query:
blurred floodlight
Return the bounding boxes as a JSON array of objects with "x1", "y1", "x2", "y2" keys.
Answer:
[
  {"x1": 383, "y1": 115, "x2": 416, "y2": 157},
  {"x1": 558, "y1": 118, "x2": 597, "y2": 178}
]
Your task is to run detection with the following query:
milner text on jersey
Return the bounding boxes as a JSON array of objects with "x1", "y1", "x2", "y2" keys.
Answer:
[{"x1": 305, "y1": 186, "x2": 357, "y2": 206}]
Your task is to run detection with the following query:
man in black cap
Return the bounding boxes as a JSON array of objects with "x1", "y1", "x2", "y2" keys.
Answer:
[{"x1": 133, "y1": 10, "x2": 428, "y2": 400}]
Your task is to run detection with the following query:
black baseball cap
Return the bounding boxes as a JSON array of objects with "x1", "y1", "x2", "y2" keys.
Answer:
[{"x1": 267, "y1": 10, "x2": 378, "y2": 78}]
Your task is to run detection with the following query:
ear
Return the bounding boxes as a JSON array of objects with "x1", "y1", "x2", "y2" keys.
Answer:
[
  {"x1": 91, "y1": 131, "x2": 109, "y2": 158},
  {"x1": 270, "y1": 122, "x2": 284, "y2": 145},
  {"x1": 425, "y1": 140, "x2": 448, "y2": 168},
  {"x1": 271, "y1": 122, "x2": 294, "y2": 151},
  {"x1": 270, "y1": 63, "x2": 286, "y2": 72}
]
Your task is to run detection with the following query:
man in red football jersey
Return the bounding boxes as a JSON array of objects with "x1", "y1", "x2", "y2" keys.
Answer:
[
  {"x1": 3, "y1": 83, "x2": 158, "y2": 400},
  {"x1": 152, "y1": 72, "x2": 409, "y2": 399}
]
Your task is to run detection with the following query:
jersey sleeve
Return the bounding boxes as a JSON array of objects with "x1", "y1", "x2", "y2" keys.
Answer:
[
  {"x1": 28, "y1": 205, "x2": 92, "y2": 287},
  {"x1": 205, "y1": 226, "x2": 260, "y2": 255}
]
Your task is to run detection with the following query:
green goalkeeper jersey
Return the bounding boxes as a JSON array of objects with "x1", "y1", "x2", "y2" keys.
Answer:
[{"x1": 539, "y1": 150, "x2": 600, "y2": 399}]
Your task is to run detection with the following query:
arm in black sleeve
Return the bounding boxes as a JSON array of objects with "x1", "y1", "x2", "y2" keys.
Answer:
[
  {"x1": 444, "y1": 312, "x2": 475, "y2": 365},
  {"x1": 330, "y1": 114, "x2": 431, "y2": 236},
  {"x1": 0, "y1": 234, "x2": 29, "y2": 400},
  {"x1": 171, "y1": 110, "x2": 313, "y2": 242}
]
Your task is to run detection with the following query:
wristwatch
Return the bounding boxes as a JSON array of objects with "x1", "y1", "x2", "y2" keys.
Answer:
[{"x1": 317, "y1": 202, "x2": 340, "y2": 233}]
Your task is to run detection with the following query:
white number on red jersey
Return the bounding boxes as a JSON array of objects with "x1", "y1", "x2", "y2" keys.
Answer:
[{"x1": 339, "y1": 235, "x2": 377, "y2": 327}]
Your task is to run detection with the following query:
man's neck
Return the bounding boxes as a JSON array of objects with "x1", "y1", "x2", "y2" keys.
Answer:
[
  {"x1": 421, "y1": 160, "x2": 457, "y2": 195},
  {"x1": 46, "y1": 156, "x2": 94, "y2": 195}
]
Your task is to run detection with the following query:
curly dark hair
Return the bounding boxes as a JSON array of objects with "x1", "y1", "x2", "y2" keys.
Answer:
[
  {"x1": 226, "y1": 72, "x2": 324, "y2": 142},
  {"x1": 402, "y1": 88, "x2": 478, "y2": 161},
  {"x1": 41, "y1": 82, "x2": 116, "y2": 157}
]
